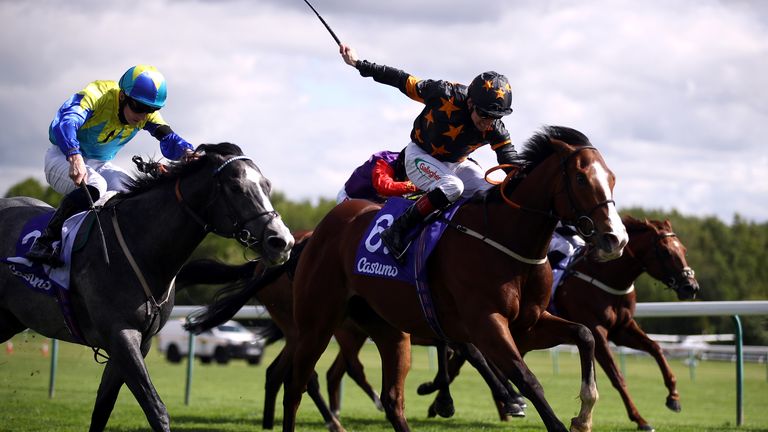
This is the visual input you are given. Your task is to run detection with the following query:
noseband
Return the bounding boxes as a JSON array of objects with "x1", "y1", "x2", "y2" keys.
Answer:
[
  {"x1": 625, "y1": 231, "x2": 695, "y2": 290},
  {"x1": 175, "y1": 155, "x2": 279, "y2": 248}
]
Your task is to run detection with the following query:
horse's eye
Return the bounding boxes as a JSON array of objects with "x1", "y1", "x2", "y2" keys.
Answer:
[{"x1": 576, "y1": 173, "x2": 588, "y2": 185}]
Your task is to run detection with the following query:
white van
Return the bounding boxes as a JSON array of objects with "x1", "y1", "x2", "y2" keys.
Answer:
[{"x1": 156, "y1": 319, "x2": 265, "y2": 365}]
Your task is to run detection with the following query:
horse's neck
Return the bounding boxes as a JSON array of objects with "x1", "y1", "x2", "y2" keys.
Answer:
[
  {"x1": 495, "y1": 160, "x2": 563, "y2": 258},
  {"x1": 114, "y1": 185, "x2": 208, "y2": 284},
  {"x1": 576, "y1": 252, "x2": 644, "y2": 289},
  {"x1": 574, "y1": 232, "x2": 647, "y2": 288}
]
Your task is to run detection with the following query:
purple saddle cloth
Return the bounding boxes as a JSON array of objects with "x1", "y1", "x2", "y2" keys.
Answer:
[{"x1": 353, "y1": 197, "x2": 464, "y2": 285}]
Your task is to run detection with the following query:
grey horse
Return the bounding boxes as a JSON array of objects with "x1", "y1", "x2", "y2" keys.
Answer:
[{"x1": 0, "y1": 142, "x2": 294, "y2": 431}]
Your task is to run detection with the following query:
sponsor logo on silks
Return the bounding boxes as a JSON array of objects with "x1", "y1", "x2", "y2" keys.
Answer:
[
  {"x1": 7, "y1": 264, "x2": 53, "y2": 291},
  {"x1": 356, "y1": 213, "x2": 400, "y2": 277},
  {"x1": 356, "y1": 257, "x2": 399, "y2": 277},
  {"x1": 415, "y1": 158, "x2": 442, "y2": 181}
]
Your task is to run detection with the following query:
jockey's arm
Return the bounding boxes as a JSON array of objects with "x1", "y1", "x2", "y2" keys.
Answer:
[
  {"x1": 144, "y1": 120, "x2": 194, "y2": 161},
  {"x1": 371, "y1": 159, "x2": 418, "y2": 197}
]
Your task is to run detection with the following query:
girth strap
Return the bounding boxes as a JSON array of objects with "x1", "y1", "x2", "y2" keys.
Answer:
[
  {"x1": 570, "y1": 270, "x2": 635, "y2": 295},
  {"x1": 443, "y1": 219, "x2": 548, "y2": 265},
  {"x1": 111, "y1": 209, "x2": 173, "y2": 316}
]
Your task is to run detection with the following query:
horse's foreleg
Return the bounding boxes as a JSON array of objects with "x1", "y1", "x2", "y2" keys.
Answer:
[
  {"x1": 428, "y1": 341, "x2": 455, "y2": 418},
  {"x1": 334, "y1": 330, "x2": 383, "y2": 413},
  {"x1": 263, "y1": 349, "x2": 287, "y2": 430},
  {"x1": 306, "y1": 370, "x2": 345, "y2": 432},
  {"x1": 589, "y1": 325, "x2": 650, "y2": 430},
  {"x1": 458, "y1": 342, "x2": 525, "y2": 420},
  {"x1": 472, "y1": 314, "x2": 568, "y2": 432},
  {"x1": 108, "y1": 328, "x2": 169, "y2": 432},
  {"x1": 89, "y1": 360, "x2": 123, "y2": 432},
  {"x1": 613, "y1": 319, "x2": 680, "y2": 427},
  {"x1": 515, "y1": 312, "x2": 597, "y2": 432},
  {"x1": 368, "y1": 329, "x2": 412, "y2": 432},
  {"x1": 284, "y1": 326, "x2": 341, "y2": 432},
  {"x1": 326, "y1": 352, "x2": 348, "y2": 416}
]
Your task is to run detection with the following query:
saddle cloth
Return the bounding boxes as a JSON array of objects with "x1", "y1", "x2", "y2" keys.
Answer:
[
  {"x1": 353, "y1": 197, "x2": 464, "y2": 285},
  {"x1": 2, "y1": 210, "x2": 89, "y2": 294}
]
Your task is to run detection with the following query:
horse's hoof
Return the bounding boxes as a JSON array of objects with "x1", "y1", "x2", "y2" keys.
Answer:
[
  {"x1": 569, "y1": 417, "x2": 591, "y2": 432},
  {"x1": 638, "y1": 425, "x2": 655, "y2": 432},
  {"x1": 505, "y1": 403, "x2": 525, "y2": 418},
  {"x1": 417, "y1": 382, "x2": 436, "y2": 395},
  {"x1": 373, "y1": 396, "x2": 385, "y2": 412},
  {"x1": 427, "y1": 403, "x2": 437, "y2": 418},
  {"x1": 512, "y1": 396, "x2": 528, "y2": 409},
  {"x1": 666, "y1": 396, "x2": 682, "y2": 412},
  {"x1": 325, "y1": 420, "x2": 346, "y2": 432},
  {"x1": 434, "y1": 398, "x2": 455, "y2": 418}
]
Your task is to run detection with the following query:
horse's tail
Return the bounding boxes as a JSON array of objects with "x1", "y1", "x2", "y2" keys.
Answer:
[
  {"x1": 254, "y1": 319, "x2": 285, "y2": 346},
  {"x1": 176, "y1": 259, "x2": 259, "y2": 287},
  {"x1": 182, "y1": 262, "x2": 286, "y2": 334},
  {"x1": 180, "y1": 236, "x2": 311, "y2": 335}
]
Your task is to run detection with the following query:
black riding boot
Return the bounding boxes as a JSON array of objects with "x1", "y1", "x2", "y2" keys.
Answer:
[
  {"x1": 381, "y1": 189, "x2": 450, "y2": 264},
  {"x1": 26, "y1": 187, "x2": 94, "y2": 266}
]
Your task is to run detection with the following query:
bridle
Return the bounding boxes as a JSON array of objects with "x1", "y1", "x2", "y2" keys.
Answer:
[
  {"x1": 497, "y1": 145, "x2": 615, "y2": 238},
  {"x1": 558, "y1": 146, "x2": 615, "y2": 238},
  {"x1": 175, "y1": 155, "x2": 279, "y2": 249},
  {"x1": 624, "y1": 230, "x2": 695, "y2": 291}
]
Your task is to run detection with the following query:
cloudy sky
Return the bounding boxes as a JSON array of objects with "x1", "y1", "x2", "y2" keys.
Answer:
[{"x1": 1, "y1": 0, "x2": 766, "y2": 223}]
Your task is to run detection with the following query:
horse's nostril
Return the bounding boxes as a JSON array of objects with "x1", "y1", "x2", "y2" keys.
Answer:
[{"x1": 267, "y1": 236, "x2": 288, "y2": 251}]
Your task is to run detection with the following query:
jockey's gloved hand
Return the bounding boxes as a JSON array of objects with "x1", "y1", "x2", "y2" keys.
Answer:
[{"x1": 132, "y1": 156, "x2": 167, "y2": 178}]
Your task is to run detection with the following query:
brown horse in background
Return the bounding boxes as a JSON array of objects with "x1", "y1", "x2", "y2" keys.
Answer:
[
  {"x1": 279, "y1": 126, "x2": 628, "y2": 432},
  {"x1": 553, "y1": 215, "x2": 699, "y2": 431}
]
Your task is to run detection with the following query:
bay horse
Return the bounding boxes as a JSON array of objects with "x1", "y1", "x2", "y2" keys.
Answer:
[
  {"x1": 184, "y1": 126, "x2": 628, "y2": 431},
  {"x1": 0, "y1": 143, "x2": 294, "y2": 431},
  {"x1": 281, "y1": 125, "x2": 628, "y2": 432},
  {"x1": 406, "y1": 215, "x2": 701, "y2": 427},
  {"x1": 181, "y1": 237, "x2": 522, "y2": 430},
  {"x1": 553, "y1": 215, "x2": 699, "y2": 431},
  {"x1": 178, "y1": 231, "x2": 350, "y2": 432}
]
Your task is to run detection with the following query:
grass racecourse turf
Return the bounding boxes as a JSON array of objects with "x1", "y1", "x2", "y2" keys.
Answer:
[{"x1": 1, "y1": 331, "x2": 767, "y2": 431}]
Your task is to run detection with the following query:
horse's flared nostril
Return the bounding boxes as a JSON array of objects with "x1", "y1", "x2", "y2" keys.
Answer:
[{"x1": 266, "y1": 236, "x2": 289, "y2": 252}]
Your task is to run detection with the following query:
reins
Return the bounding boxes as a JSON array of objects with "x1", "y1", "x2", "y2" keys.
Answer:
[
  {"x1": 459, "y1": 145, "x2": 611, "y2": 265},
  {"x1": 174, "y1": 156, "x2": 279, "y2": 255}
]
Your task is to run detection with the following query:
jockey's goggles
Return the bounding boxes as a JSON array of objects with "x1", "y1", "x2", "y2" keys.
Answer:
[
  {"x1": 474, "y1": 107, "x2": 502, "y2": 120},
  {"x1": 126, "y1": 97, "x2": 158, "y2": 114}
]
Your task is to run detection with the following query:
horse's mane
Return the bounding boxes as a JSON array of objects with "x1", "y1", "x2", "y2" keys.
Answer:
[
  {"x1": 517, "y1": 125, "x2": 592, "y2": 172},
  {"x1": 123, "y1": 142, "x2": 244, "y2": 197},
  {"x1": 475, "y1": 125, "x2": 592, "y2": 202},
  {"x1": 622, "y1": 215, "x2": 669, "y2": 235}
]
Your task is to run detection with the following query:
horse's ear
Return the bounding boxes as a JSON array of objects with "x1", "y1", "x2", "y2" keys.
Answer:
[{"x1": 549, "y1": 138, "x2": 572, "y2": 156}]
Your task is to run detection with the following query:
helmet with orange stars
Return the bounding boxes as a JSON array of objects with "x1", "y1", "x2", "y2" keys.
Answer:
[{"x1": 467, "y1": 71, "x2": 513, "y2": 118}]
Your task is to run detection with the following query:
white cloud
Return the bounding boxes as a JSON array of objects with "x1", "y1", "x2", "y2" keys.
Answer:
[{"x1": 0, "y1": 0, "x2": 766, "y2": 223}]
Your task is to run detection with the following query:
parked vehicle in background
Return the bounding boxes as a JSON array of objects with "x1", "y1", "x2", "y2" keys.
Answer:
[{"x1": 156, "y1": 319, "x2": 265, "y2": 365}]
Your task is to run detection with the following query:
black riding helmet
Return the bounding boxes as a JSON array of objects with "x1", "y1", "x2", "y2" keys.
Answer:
[{"x1": 467, "y1": 71, "x2": 513, "y2": 118}]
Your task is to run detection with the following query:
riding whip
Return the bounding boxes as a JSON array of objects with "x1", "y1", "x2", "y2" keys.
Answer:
[
  {"x1": 80, "y1": 182, "x2": 110, "y2": 266},
  {"x1": 301, "y1": 0, "x2": 341, "y2": 46}
]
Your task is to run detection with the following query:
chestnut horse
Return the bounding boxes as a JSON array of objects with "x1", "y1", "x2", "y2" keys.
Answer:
[
  {"x1": 280, "y1": 126, "x2": 628, "y2": 432},
  {"x1": 553, "y1": 215, "x2": 699, "y2": 431}
]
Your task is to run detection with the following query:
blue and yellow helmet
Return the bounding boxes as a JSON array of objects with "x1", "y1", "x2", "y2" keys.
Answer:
[{"x1": 118, "y1": 65, "x2": 167, "y2": 109}]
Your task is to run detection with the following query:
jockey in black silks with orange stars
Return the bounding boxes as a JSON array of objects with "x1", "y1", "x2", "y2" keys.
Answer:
[{"x1": 340, "y1": 44, "x2": 518, "y2": 263}]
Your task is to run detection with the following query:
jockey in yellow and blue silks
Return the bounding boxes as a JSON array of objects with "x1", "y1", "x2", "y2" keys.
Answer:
[{"x1": 27, "y1": 65, "x2": 194, "y2": 266}]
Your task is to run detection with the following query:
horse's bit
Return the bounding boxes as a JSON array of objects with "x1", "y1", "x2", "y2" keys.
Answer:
[
  {"x1": 625, "y1": 231, "x2": 695, "y2": 290},
  {"x1": 175, "y1": 155, "x2": 280, "y2": 250}
]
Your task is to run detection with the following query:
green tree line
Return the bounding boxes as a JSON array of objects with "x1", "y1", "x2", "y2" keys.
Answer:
[{"x1": 4, "y1": 179, "x2": 767, "y2": 344}]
